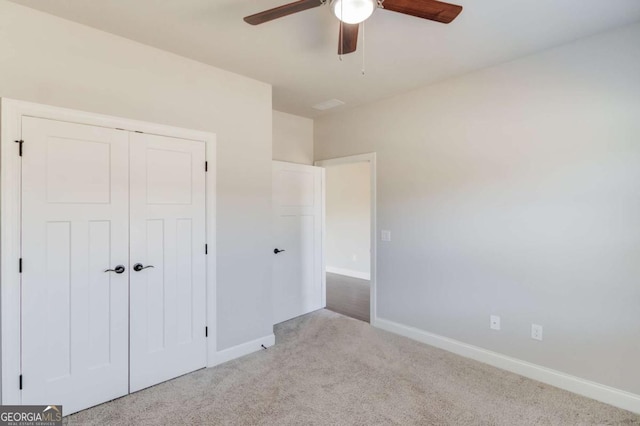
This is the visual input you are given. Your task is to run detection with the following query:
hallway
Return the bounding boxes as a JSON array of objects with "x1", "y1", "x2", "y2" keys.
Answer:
[{"x1": 326, "y1": 272, "x2": 370, "y2": 323}]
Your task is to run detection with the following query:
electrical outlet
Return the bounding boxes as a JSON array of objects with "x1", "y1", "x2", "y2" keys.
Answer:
[
  {"x1": 490, "y1": 315, "x2": 501, "y2": 331},
  {"x1": 531, "y1": 324, "x2": 543, "y2": 341},
  {"x1": 381, "y1": 230, "x2": 391, "y2": 242},
  {"x1": 352, "y1": 254, "x2": 357, "y2": 262}
]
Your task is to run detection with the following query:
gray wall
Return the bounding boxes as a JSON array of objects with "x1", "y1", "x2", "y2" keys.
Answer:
[
  {"x1": 0, "y1": 1, "x2": 273, "y2": 351},
  {"x1": 315, "y1": 23, "x2": 640, "y2": 394},
  {"x1": 273, "y1": 110, "x2": 314, "y2": 165}
]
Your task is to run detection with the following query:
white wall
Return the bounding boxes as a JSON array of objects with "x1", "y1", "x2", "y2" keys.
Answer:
[
  {"x1": 273, "y1": 110, "x2": 313, "y2": 165},
  {"x1": 326, "y1": 162, "x2": 371, "y2": 278},
  {"x1": 315, "y1": 22, "x2": 640, "y2": 396},
  {"x1": 0, "y1": 1, "x2": 273, "y2": 351}
]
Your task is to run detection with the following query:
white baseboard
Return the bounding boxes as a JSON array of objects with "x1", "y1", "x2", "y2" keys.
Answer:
[
  {"x1": 213, "y1": 334, "x2": 275, "y2": 366},
  {"x1": 326, "y1": 266, "x2": 370, "y2": 280},
  {"x1": 374, "y1": 317, "x2": 640, "y2": 414}
]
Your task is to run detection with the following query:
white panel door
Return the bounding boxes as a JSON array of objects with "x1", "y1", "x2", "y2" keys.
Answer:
[
  {"x1": 272, "y1": 161, "x2": 324, "y2": 324},
  {"x1": 21, "y1": 117, "x2": 129, "y2": 414},
  {"x1": 129, "y1": 132, "x2": 207, "y2": 392}
]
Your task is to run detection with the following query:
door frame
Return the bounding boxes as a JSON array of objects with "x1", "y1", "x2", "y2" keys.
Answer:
[
  {"x1": 0, "y1": 98, "x2": 217, "y2": 405},
  {"x1": 314, "y1": 153, "x2": 377, "y2": 324}
]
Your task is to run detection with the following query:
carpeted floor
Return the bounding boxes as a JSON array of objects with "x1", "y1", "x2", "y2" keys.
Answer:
[{"x1": 67, "y1": 310, "x2": 640, "y2": 425}]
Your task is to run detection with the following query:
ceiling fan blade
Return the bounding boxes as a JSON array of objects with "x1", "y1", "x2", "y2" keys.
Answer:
[
  {"x1": 244, "y1": 0, "x2": 323, "y2": 25},
  {"x1": 338, "y1": 23, "x2": 359, "y2": 55},
  {"x1": 382, "y1": 0, "x2": 463, "y2": 24}
]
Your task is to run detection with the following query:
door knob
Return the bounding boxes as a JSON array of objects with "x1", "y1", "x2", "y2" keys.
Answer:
[
  {"x1": 104, "y1": 265, "x2": 126, "y2": 274},
  {"x1": 274, "y1": 248, "x2": 286, "y2": 254},
  {"x1": 133, "y1": 263, "x2": 155, "y2": 272}
]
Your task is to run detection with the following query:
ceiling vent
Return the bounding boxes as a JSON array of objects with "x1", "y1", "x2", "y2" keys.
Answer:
[{"x1": 312, "y1": 99, "x2": 345, "y2": 111}]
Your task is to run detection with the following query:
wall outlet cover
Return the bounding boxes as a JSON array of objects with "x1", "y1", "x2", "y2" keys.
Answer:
[
  {"x1": 531, "y1": 324, "x2": 543, "y2": 341},
  {"x1": 490, "y1": 315, "x2": 501, "y2": 331},
  {"x1": 381, "y1": 230, "x2": 391, "y2": 242}
]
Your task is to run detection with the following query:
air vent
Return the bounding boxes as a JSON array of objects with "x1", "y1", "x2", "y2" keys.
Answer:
[{"x1": 312, "y1": 99, "x2": 345, "y2": 111}]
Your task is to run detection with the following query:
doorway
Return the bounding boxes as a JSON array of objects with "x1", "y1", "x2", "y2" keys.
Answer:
[{"x1": 315, "y1": 154, "x2": 376, "y2": 324}]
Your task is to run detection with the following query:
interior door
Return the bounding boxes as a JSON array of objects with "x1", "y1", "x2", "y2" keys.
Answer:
[
  {"x1": 272, "y1": 161, "x2": 324, "y2": 324},
  {"x1": 129, "y1": 132, "x2": 207, "y2": 392},
  {"x1": 21, "y1": 117, "x2": 130, "y2": 414}
]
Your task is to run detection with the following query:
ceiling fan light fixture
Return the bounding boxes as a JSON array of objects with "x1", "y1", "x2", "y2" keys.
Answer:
[{"x1": 331, "y1": 0, "x2": 377, "y2": 24}]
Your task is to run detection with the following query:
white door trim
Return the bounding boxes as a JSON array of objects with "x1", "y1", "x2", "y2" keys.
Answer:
[
  {"x1": 314, "y1": 153, "x2": 377, "y2": 324},
  {"x1": 0, "y1": 98, "x2": 217, "y2": 404}
]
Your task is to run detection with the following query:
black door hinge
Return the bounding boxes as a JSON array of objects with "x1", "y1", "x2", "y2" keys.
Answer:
[
  {"x1": 19, "y1": 374, "x2": 22, "y2": 390},
  {"x1": 205, "y1": 326, "x2": 208, "y2": 338},
  {"x1": 15, "y1": 140, "x2": 24, "y2": 156},
  {"x1": 205, "y1": 244, "x2": 208, "y2": 255},
  {"x1": 205, "y1": 161, "x2": 208, "y2": 172},
  {"x1": 19, "y1": 258, "x2": 22, "y2": 273}
]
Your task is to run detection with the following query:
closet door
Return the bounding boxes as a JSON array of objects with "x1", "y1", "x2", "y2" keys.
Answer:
[
  {"x1": 129, "y1": 132, "x2": 207, "y2": 392},
  {"x1": 21, "y1": 117, "x2": 130, "y2": 414}
]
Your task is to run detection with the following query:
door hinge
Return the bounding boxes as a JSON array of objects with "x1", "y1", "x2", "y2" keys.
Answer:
[
  {"x1": 205, "y1": 326, "x2": 208, "y2": 338},
  {"x1": 205, "y1": 244, "x2": 208, "y2": 255},
  {"x1": 19, "y1": 374, "x2": 22, "y2": 390},
  {"x1": 15, "y1": 140, "x2": 24, "y2": 156},
  {"x1": 205, "y1": 161, "x2": 208, "y2": 172},
  {"x1": 19, "y1": 258, "x2": 22, "y2": 273}
]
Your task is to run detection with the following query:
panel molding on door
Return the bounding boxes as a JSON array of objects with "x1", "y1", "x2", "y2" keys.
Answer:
[
  {"x1": 20, "y1": 117, "x2": 130, "y2": 414},
  {"x1": 129, "y1": 132, "x2": 207, "y2": 392},
  {"x1": 272, "y1": 161, "x2": 324, "y2": 324}
]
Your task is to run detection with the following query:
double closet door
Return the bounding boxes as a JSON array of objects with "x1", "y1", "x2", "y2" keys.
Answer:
[{"x1": 20, "y1": 117, "x2": 207, "y2": 414}]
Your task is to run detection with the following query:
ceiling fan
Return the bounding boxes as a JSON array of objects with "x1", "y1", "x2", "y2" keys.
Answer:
[{"x1": 244, "y1": 0, "x2": 463, "y2": 55}]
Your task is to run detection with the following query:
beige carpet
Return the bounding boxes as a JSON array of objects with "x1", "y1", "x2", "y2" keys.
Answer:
[{"x1": 67, "y1": 310, "x2": 640, "y2": 425}]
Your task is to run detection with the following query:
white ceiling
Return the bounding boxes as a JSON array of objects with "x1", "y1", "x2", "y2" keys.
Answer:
[{"x1": 10, "y1": 0, "x2": 640, "y2": 118}]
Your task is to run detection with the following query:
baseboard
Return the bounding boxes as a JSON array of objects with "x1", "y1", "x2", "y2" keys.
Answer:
[
  {"x1": 213, "y1": 334, "x2": 275, "y2": 366},
  {"x1": 374, "y1": 317, "x2": 640, "y2": 414},
  {"x1": 326, "y1": 266, "x2": 370, "y2": 280}
]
